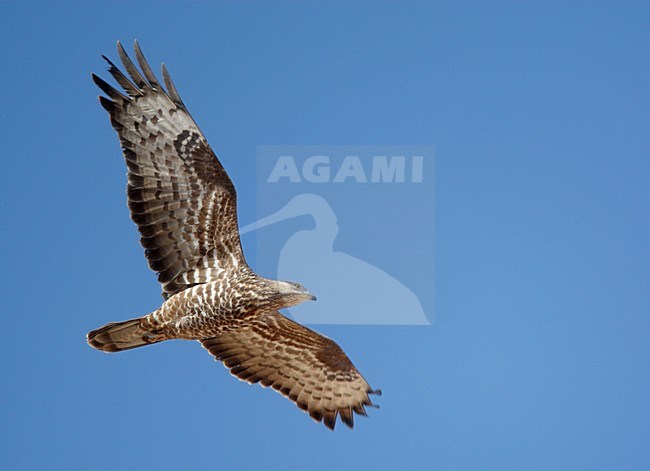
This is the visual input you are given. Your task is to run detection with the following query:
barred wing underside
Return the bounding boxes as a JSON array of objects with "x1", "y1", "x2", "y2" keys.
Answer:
[
  {"x1": 200, "y1": 310, "x2": 381, "y2": 430},
  {"x1": 93, "y1": 41, "x2": 246, "y2": 297}
]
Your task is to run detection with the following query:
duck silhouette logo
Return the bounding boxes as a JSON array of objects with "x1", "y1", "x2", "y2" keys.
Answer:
[{"x1": 241, "y1": 193, "x2": 431, "y2": 325}]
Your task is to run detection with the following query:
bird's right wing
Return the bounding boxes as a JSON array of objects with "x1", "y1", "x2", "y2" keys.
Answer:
[
  {"x1": 200, "y1": 311, "x2": 380, "y2": 430},
  {"x1": 93, "y1": 41, "x2": 247, "y2": 298}
]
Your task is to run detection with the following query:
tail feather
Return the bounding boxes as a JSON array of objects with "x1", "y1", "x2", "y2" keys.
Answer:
[{"x1": 87, "y1": 318, "x2": 159, "y2": 352}]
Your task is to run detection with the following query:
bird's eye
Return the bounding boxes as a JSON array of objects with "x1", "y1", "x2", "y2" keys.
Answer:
[{"x1": 294, "y1": 283, "x2": 302, "y2": 290}]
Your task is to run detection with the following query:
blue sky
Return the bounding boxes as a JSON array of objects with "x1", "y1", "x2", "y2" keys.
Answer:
[{"x1": 1, "y1": 1, "x2": 649, "y2": 469}]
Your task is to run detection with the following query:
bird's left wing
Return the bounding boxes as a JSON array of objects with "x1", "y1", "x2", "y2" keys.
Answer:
[
  {"x1": 93, "y1": 41, "x2": 247, "y2": 298},
  {"x1": 200, "y1": 311, "x2": 380, "y2": 430}
]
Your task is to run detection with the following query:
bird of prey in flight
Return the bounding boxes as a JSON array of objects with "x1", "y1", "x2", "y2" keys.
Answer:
[{"x1": 87, "y1": 41, "x2": 380, "y2": 430}]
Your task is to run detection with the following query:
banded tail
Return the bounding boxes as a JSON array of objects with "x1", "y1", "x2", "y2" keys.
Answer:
[{"x1": 87, "y1": 317, "x2": 161, "y2": 352}]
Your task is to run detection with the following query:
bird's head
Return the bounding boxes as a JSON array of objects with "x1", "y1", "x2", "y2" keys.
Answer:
[{"x1": 269, "y1": 280, "x2": 317, "y2": 309}]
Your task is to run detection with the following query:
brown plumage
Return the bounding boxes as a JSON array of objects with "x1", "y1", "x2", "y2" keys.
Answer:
[{"x1": 87, "y1": 41, "x2": 380, "y2": 430}]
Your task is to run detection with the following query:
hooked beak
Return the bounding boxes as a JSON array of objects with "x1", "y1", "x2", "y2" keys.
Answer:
[
  {"x1": 300, "y1": 287, "x2": 317, "y2": 302},
  {"x1": 300, "y1": 288, "x2": 317, "y2": 302}
]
